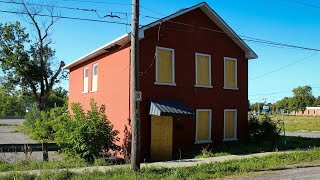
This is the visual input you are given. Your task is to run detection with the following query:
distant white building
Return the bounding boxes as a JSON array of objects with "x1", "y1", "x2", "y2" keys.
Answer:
[{"x1": 293, "y1": 107, "x2": 320, "y2": 116}]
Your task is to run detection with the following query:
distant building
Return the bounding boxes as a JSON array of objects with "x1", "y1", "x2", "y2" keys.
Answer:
[{"x1": 294, "y1": 107, "x2": 320, "y2": 116}]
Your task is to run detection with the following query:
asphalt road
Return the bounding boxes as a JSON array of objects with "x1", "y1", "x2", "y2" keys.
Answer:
[
  {"x1": 282, "y1": 132, "x2": 320, "y2": 138},
  {"x1": 0, "y1": 119, "x2": 36, "y2": 144},
  {"x1": 0, "y1": 119, "x2": 63, "y2": 163}
]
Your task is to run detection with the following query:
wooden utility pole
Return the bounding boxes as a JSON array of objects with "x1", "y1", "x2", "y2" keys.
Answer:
[{"x1": 130, "y1": 0, "x2": 141, "y2": 172}]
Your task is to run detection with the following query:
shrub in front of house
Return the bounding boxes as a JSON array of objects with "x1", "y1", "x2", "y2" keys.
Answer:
[
  {"x1": 54, "y1": 99, "x2": 120, "y2": 163},
  {"x1": 248, "y1": 115, "x2": 280, "y2": 143}
]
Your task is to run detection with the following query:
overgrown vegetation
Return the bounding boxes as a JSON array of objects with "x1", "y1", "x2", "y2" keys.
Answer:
[
  {"x1": 184, "y1": 115, "x2": 319, "y2": 159},
  {"x1": 54, "y1": 100, "x2": 120, "y2": 162},
  {"x1": 248, "y1": 115, "x2": 280, "y2": 143},
  {"x1": 0, "y1": 156, "x2": 109, "y2": 173},
  {"x1": 2, "y1": 148, "x2": 320, "y2": 179}
]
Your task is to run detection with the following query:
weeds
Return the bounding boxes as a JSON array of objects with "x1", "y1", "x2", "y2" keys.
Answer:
[{"x1": 2, "y1": 148, "x2": 320, "y2": 179}]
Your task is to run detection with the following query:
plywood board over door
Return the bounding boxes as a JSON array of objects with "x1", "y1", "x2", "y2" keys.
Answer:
[{"x1": 151, "y1": 115, "x2": 173, "y2": 161}]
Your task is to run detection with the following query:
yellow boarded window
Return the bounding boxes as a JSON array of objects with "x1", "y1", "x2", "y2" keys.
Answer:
[
  {"x1": 156, "y1": 47, "x2": 174, "y2": 84},
  {"x1": 225, "y1": 58, "x2": 237, "y2": 89},
  {"x1": 225, "y1": 110, "x2": 236, "y2": 140},
  {"x1": 83, "y1": 67, "x2": 89, "y2": 93},
  {"x1": 196, "y1": 110, "x2": 211, "y2": 142},
  {"x1": 196, "y1": 54, "x2": 211, "y2": 86},
  {"x1": 92, "y1": 64, "x2": 98, "y2": 92}
]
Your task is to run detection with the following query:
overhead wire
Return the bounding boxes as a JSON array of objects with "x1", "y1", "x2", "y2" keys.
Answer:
[
  {"x1": 0, "y1": 0, "x2": 127, "y2": 19},
  {"x1": 2, "y1": 1, "x2": 319, "y2": 53},
  {"x1": 282, "y1": 0, "x2": 320, "y2": 9},
  {"x1": 142, "y1": 15, "x2": 320, "y2": 52},
  {"x1": 261, "y1": 0, "x2": 320, "y2": 16},
  {"x1": 0, "y1": 9, "x2": 131, "y2": 25},
  {"x1": 250, "y1": 53, "x2": 318, "y2": 80},
  {"x1": 249, "y1": 86, "x2": 320, "y2": 97}
]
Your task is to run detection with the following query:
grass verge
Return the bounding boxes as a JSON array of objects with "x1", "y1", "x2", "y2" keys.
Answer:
[
  {"x1": 0, "y1": 156, "x2": 109, "y2": 173},
  {"x1": 182, "y1": 136, "x2": 320, "y2": 159},
  {"x1": 270, "y1": 115, "x2": 320, "y2": 132},
  {"x1": 2, "y1": 148, "x2": 320, "y2": 180}
]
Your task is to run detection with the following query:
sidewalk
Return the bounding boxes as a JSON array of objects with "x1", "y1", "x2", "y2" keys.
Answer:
[{"x1": 0, "y1": 150, "x2": 297, "y2": 177}]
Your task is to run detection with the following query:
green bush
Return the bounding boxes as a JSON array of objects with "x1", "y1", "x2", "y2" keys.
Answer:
[
  {"x1": 248, "y1": 115, "x2": 280, "y2": 143},
  {"x1": 54, "y1": 99, "x2": 120, "y2": 162},
  {"x1": 23, "y1": 103, "x2": 40, "y2": 131},
  {"x1": 30, "y1": 107, "x2": 64, "y2": 143}
]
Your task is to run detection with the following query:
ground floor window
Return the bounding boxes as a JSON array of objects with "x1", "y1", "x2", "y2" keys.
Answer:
[
  {"x1": 195, "y1": 109, "x2": 212, "y2": 143},
  {"x1": 224, "y1": 109, "x2": 237, "y2": 141}
]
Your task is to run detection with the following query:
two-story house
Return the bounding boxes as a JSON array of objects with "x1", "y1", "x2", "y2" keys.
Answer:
[{"x1": 63, "y1": 2, "x2": 258, "y2": 161}]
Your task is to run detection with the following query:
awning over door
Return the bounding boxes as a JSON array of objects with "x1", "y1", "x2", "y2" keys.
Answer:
[{"x1": 149, "y1": 99, "x2": 194, "y2": 116}]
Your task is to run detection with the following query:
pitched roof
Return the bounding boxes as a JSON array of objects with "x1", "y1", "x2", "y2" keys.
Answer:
[{"x1": 63, "y1": 2, "x2": 257, "y2": 70}]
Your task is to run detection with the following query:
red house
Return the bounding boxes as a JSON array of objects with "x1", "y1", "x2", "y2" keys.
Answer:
[{"x1": 63, "y1": 2, "x2": 257, "y2": 161}]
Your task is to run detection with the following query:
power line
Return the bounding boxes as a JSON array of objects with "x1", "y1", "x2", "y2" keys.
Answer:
[
  {"x1": 249, "y1": 86, "x2": 320, "y2": 97},
  {"x1": 143, "y1": 15, "x2": 320, "y2": 52},
  {"x1": 250, "y1": 53, "x2": 318, "y2": 80},
  {"x1": 61, "y1": 0, "x2": 167, "y2": 17},
  {"x1": 0, "y1": 9, "x2": 131, "y2": 25},
  {"x1": 60, "y1": 0, "x2": 132, "y2": 6},
  {"x1": 0, "y1": 0, "x2": 128, "y2": 19},
  {"x1": 282, "y1": 0, "x2": 320, "y2": 9},
  {"x1": 261, "y1": 0, "x2": 320, "y2": 16},
  {"x1": 3, "y1": 2, "x2": 320, "y2": 53}
]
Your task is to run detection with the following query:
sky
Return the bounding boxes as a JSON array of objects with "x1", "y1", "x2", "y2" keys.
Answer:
[{"x1": 0, "y1": 0, "x2": 319, "y2": 103}]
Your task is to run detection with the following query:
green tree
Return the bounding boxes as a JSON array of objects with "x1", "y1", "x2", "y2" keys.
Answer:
[
  {"x1": 0, "y1": 2, "x2": 65, "y2": 111},
  {"x1": 0, "y1": 87, "x2": 25, "y2": 117},
  {"x1": 274, "y1": 97, "x2": 292, "y2": 113},
  {"x1": 291, "y1": 85, "x2": 315, "y2": 111},
  {"x1": 314, "y1": 96, "x2": 320, "y2": 107}
]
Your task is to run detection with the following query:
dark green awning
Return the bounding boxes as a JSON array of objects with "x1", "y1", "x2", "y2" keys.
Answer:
[{"x1": 149, "y1": 99, "x2": 194, "y2": 117}]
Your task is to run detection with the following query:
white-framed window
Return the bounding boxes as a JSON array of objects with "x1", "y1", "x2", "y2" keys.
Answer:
[
  {"x1": 224, "y1": 57, "x2": 238, "y2": 90},
  {"x1": 83, "y1": 67, "x2": 89, "y2": 93},
  {"x1": 224, "y1": 109, "x2": 238, "y2": 141},
  {"x1": 155, "y1": 46, "x2": 176, "y2": 86},
  {"x1": 195, "y1": 53, "x2": 212, "y2": 88},
  {"x1": 91, "y1": 63, "x2": 98, "y2": 92},
  {"x1": 195, "y1": 109, "x2": 212, "y2": 144}
]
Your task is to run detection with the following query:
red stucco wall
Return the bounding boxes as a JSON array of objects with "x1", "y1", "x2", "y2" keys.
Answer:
[
  {"x1": 69, "y1": 45, "x2": 131, "y2": 155},
  {"x1": 138, "y1": 8, "x2": 249, "y2": 160}
]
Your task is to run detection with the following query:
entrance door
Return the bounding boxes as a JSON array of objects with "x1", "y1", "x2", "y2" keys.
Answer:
[{"x1": 151, "y1": 115, "x2": 173, "y2": 161}]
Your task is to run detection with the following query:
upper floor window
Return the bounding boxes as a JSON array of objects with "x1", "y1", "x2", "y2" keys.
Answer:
[
  {"x1": 195, "y1": 53, "x2": 212, "y2": 88},
  {"x1": 224, "y1": 57, "x2": 238, "y2": 90},
  {"x1": 83, "y1": 67, "x2": 89, "y2": 93},
  {"x1": 155, "y1": 47, "x2": 175, "y2": 86},
  {"x1": 91, "y1": 63, "x2": 98, "y2": 92}
]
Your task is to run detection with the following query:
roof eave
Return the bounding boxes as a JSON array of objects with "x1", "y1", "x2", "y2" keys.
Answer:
[{"x1": 62, "y1": 33, "x2": 131, "y2": 70}]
